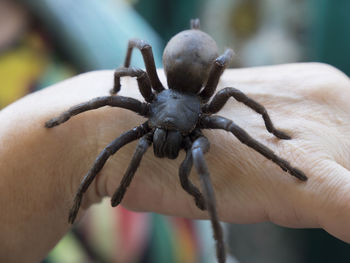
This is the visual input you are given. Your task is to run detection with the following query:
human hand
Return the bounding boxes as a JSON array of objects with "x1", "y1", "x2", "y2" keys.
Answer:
[{"x1": 1, "y1": 63, "x2": 350, "y2": 262}]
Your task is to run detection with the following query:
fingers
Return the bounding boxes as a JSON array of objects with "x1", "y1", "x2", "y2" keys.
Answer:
[{"x1": 310, "y1": 160, "x2": 350, "y2": 243}]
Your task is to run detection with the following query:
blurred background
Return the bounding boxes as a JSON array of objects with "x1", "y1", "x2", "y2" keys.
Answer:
[{"x1": 0, "y1": 0, "x2": 349, "y2": 262}]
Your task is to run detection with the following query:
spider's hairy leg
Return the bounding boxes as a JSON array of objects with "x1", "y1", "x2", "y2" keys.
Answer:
[
  {"x1": 203, "y1": 87, "x2": 290, "y2": 139},
  {"x1": 45, "y1": 96, "x2": 149, "y2": 128},
  {"x1": 199, "y1": 49, "x2": 234, "y2": 102},
  {"x1": 191, "y1": 136, "x2": 226, "y2": 263},
  {"x1": 111, "y1": 132, "x2": 153, "y2": 207},
  {"x1": 201, "y1": 115, "x2": 307, "y2": 181},
  {"x1": 123, "y1": 38, "x2": 164, "y2": 92},
  {"x1": 111, "y1": 67, "x2": 154, "y2": 103},
  {"x1": 68, "y1": 122, "x2": 150, "y2": 224},
  {"x1": 179, "y1": 144, "x2": 206, "y2": 210},
  {"x1": 190, "y1": 18, "x2": 200, "y2": 29}
]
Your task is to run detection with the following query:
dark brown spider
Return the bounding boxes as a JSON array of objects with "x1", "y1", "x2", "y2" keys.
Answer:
[{"x1": 45, "y1": 19, "x2": 307, "y2": 263}]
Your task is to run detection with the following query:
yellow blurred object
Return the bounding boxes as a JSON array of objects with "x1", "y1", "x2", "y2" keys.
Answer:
[
  {"x1": 0, "y1": 33, "x2": 47, "y2": 107},
  {"x1": 230, "y1": 0, "x2": 259, "y2": 39}
]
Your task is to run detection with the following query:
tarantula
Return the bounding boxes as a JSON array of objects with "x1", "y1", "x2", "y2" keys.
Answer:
[{"x1": 45, "y1": 19, "x2": 307, "y2": 263}]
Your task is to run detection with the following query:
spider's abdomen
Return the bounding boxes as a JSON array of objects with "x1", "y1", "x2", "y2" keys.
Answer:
[
  {"x1": 149, "y1": 89, "x2": 201, "y2": 159},
  {"x1": 163, "y1": 29, "x2": 218, "y2": 94}
]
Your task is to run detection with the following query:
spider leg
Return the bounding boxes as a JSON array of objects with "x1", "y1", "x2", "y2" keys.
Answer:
[
  {"x1": 68, "y1": 122, "x2": 150, "y2": 224},
  {"x1": 203, "y1": 87, "x2": 290, "y2": 139},
  {"x1": 190, "y1": 18, "x2": 200, "y2": 29},
  {"x1": 191, "y1": 136, "x2": 226, "y2": 263},
  {"x1": 111, "y1": 132, "x2": 152, "y2": 206},
  {"x1": 179, "y1": 146, "x2": 206, "y2": 210},
  {"x1": 111, "y1": 67, "x2": 154, "y2": 102},
  {"x1": 199, "y1": 49, "x2": 234, "y2": 102},
  {"x1": 201, "y1": 115, "x2": 307, "y2": 181},
  {"x1": 123, "y1": 39, "x2": 164, "y2": 92},
  {"x1": 45, "y1": 96, "x2": 149, "y2": 128}
]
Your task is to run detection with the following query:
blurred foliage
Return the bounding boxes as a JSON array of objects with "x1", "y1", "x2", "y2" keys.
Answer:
[
  {"x1": 310, "y1": 0, "x2": 350, "y2": 75},
  {"x1": 133, "y1": 0, "x2": 202, "y2": 41}
]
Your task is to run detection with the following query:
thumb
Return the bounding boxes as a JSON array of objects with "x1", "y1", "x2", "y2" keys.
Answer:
[{"x1": 310, "y1": 159, "x2": 350, "y2": 243}]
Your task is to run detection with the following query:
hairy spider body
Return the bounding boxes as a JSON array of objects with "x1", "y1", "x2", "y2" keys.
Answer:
[
  {"x1": 163, "y1": 29, "x2": 219, "y2": 93},
  {"x1": 149, "y1": 90, "x2": 201, "y2": 132},
  {"x1": 149, "y1": 89, "x2": 201, "y2": 158},
  {"x1": 45, "y1": 19, "x2": 307, "y2": 263}
]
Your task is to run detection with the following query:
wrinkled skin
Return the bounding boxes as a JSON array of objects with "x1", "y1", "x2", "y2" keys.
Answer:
[{"x1": 1, "y1": 63, "x2": 350, "y2": 262}]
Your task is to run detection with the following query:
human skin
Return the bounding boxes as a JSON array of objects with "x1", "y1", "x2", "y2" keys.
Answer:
[{"x1": 1, "y1": 63, "x2": 350, "y2": 262}]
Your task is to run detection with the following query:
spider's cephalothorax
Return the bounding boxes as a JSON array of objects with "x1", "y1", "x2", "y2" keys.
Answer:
[
  {"x1": 45, "y1": 18, "x2": 307, "y2": 263},
  {"x1": 149, "y1": 89, "x2": 201, "y2": 159}
]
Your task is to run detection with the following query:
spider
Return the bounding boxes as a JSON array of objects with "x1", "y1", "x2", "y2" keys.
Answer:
[{"x1": 45, "y1": 19, "x2": 307, "y2": 263}]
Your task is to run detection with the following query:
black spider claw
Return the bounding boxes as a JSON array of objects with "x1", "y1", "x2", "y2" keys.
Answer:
[
  {"x1": 45, "y1": 118, "x2": 58, "y2": 128},
  {"x1": 217, "y1": 242, "x2": 226, "y2": 263},
  {"x1": 279, "y1": 159, "x2": 307, "y2": 181},
  {"x1": 109, "y1": 88, "x2": 119, "y2": 95},
  {"x1": 111, "y1": 190, "x2": 123, "y2": 207},
  {"x1": 110, "y1": 82, "x2": 121, "y2": 95},
  {"x1": 290, "y1": 168, "x2": 308, "y2": 181},
  {"x1": 195, "y1": 196, "x2": 207, "y2": 210},
  {"x1": 68, "y1": 193, "x2": 82, "y2": 224},
  {"x1": 274, "y1": 130, "x2": 291, "y2": 140},
  {"x1": 45, "y1": 114, "x2": 70, "y2": 128},
  {"x1": 68, "y1": 209, "x2": 77, "y2": 224}
]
